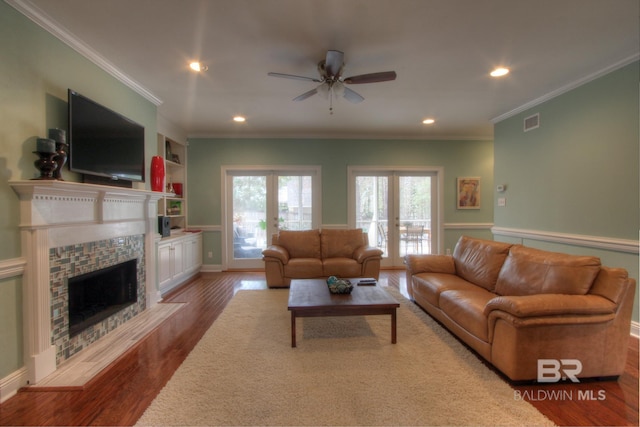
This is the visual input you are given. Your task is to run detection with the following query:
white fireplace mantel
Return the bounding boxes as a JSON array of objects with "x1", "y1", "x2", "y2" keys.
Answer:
[{"x1": 10, "y1": 180, "x2": 164, "y2": 384}]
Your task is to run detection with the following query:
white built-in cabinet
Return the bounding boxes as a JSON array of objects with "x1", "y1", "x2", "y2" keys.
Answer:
[
  {"x1": 158, "y1": 232, "x2": 202, "y2": 295},
  {"x1": 155, "y1": 132, "x2": 202, "y2": 295}
]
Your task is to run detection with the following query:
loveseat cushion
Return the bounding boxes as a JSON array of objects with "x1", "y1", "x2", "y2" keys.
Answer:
[
  {"x1": 284, "y1": 258, "x2": 323, "y2": 278},
  {"x1": 320, "y1": 229, "x2": 365, "y2": 259},
  {"x1": 277, "y1": 229, "x2": 321, "y2": 259},
  {"x1": 323, "y1": 258, "x2": 361, "y2": 278},
  {"x1": 452, "y1": 236, "x2": 512, "y2": 292},
  {"x1": 495, "y1": 245, "x2": 601, "y2": 296}
]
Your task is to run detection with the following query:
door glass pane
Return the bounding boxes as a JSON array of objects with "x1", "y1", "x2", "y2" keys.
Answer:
[
  {"x1": 355, "y1": 176, "x2": 389, "y2": 256},
  {"x1": 232, "y1": 176, "x2": 266, "y2": 259},
  {"x1": 278, "y1": 175, "x2": 313, "y2": 230},
  {"x1": 398, "y1": 176, "x2": 431, "y2": 256}
]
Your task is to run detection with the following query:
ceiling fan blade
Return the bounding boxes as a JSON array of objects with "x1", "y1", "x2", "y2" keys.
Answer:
[
  {"x1": 343, "y1": 87, "x2": 364, "y2": 103},
  {"x1": 292, "y1": 88, "x2": 318, "y2": 101},
  {"x1": 268, "y1": 72, "x2": 321, "y2": 83},
  {"x1": 343, "y1": 71, "x2": 397, "y2": 84},
  {"x1": 324, "y1": 50, "x2": 344, "y2": 77}
]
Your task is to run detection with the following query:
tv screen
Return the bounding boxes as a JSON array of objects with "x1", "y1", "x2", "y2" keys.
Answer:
[{"x1": 68, "y1": 89, "x2": 145, "y2": 183}]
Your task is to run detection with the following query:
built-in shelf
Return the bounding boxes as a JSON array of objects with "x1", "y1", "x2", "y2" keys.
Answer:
[{"x1": 157, "y1": 135, "x2": 187, "y2": 231}]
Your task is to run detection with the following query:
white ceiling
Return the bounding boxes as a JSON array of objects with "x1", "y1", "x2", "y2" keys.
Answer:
[{"x1": 13, "y1": 0, "x2": 640, "y2": 140}]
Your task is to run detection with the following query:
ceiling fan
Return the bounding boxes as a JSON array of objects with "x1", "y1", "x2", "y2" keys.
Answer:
[{"x1": 268, "y1": 50, "x2": 397, "y2": 113}]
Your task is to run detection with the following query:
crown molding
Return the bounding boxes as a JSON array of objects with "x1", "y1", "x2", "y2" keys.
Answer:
[
  {"x1": 491, "y1": 53, "x2": 639, "y2": 124},
  {"x1": 187, "y1": 132, "x2": 494, "y2": 141},
  {"x1": 5, "y1": 0, "x2": 163, "y2": 106}
]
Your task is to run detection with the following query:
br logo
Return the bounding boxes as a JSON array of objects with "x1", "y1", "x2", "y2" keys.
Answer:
[{"x1": 537, "y1": 359, "x2": 582, "y2": 383}]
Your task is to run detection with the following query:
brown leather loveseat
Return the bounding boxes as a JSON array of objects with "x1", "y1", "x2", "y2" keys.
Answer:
[
  {"x1": 262, "y1": 229, "x2": 383, "y2": 288},
  {"x1": 405, "y1": 236, "x2": 636, "y2": 381}
]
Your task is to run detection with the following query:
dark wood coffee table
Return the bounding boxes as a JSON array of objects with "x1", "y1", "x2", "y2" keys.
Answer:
[{"x1": 287, "y1": 278, "x2": 400, "y2": 347}]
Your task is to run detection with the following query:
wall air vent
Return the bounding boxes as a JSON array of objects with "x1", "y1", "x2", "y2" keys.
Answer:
[{"x1": 523, "y1": 113, "x2": 540, "y2": 132}]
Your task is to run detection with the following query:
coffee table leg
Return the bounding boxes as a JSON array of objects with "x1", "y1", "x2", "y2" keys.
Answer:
[
  {"x1": 291, "y1": 311, "x2": 297, "y2": 348},
  {"x1": 391, "y1": 309, "x2": 397, "y2": 344}
]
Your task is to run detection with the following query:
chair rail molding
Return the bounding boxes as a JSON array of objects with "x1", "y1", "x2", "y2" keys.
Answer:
[
  {"x1": 492, "y1": 226, "x2": 639, "y2": 254},
  {"x1": 445, "y1": 222, "x2": 493, "y2": 230}
]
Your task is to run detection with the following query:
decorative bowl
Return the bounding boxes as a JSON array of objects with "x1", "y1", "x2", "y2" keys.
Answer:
[{"x1": 326, "y1": 276, "x2": 353, "y2": 294}]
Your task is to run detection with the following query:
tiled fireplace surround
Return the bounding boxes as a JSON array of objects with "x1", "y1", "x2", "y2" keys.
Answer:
[{"x1": 11, "y1": 181, "x2": 163, "y2": 385}]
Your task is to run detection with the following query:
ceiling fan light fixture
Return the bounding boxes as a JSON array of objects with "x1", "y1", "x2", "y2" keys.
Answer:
[
  {"x1": 233, "y1": 115, "x2": 246, "y2": 122},
  {"x1": 317, "y1": 83, "x2": 330, "y2": 99},
  {"x1": 422, "y1": 118, "x2": 435, "y2": 124},
  {"x1": 490, "y1": 67, "x2": 509, "y2": 77},
  {"x1": 333, "y1": 81, "x2": 345, "y2": 97}
]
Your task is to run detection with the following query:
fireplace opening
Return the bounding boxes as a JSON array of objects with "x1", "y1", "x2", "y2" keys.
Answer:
[{"x1": 68, "y1": 259, "x2": 138, "y2": 337}]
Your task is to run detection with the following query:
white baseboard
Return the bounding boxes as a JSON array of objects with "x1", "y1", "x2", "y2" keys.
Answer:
[
  {"x1": 0, "y1": 367, "x2": 28, "y2": 403},
  {"x1": 200, "y1": 264, "x2": 223, "y2": 273}
]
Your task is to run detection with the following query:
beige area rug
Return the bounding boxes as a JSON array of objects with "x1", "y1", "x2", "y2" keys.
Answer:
[{"x1": 136, "y1": 288, "x2": 554, "y2": 426}]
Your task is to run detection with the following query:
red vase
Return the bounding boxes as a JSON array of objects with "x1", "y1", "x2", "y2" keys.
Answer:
[{"x1": 150, "y1": 156, "x2": 165, "y2": 192}]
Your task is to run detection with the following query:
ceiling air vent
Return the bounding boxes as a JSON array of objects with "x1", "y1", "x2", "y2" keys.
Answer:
[{"x1": 523, "y1": 113, "x2": 540, "y2": 132}]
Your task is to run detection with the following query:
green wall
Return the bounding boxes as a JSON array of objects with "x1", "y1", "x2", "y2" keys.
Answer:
[
  {"x1": 0, "y1": 1, "x2": 158, "y2": 379},
  {"x1": 187, "y1": 138, "x2": 495, "y2": 264},
  {"x1": 493, "y1": 61, "x2": 639, "y2": 321}
]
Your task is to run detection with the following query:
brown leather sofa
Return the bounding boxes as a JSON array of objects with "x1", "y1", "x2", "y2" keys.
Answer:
[
  {"x1": 262, "y1": 229, "x2": 383, "y2": 288},
  {"x1": 405, "y1": 235, "x2": 636, "y2": 381}
]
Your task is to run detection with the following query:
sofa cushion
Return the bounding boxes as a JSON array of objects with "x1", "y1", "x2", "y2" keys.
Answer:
[
  {"x1": 439, "y1": 289, "x2": 495, "y2": 342},
  {"x1": 278, "y1": 230, "x2": 321, "y2": 259},
  {"x1": 452, "y1": 236, "x2": 512, "y2": 292},
  {"x1": 495, "y1": 245, "x2": 601, "y2": 296},
  {"x1": 412, "y1": 272, "x2": 481, "y2": 308},
  {"x1": 321, "y1": 229, "x2": 365, "y2": 259}
]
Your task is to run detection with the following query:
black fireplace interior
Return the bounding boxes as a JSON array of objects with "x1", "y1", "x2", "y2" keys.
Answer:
[{"x1": 68, "y1": 259, "x2": 138, "y2": 337}]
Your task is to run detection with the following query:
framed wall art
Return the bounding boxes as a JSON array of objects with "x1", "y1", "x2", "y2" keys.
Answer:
[{"x1": 457, "y1": 177, "x2": 480, "y2": 209}]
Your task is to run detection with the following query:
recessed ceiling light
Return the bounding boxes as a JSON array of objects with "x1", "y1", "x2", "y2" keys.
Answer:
[
  {"x1": 490, "y1": 67, "x2": 510, "y2": 77},
  {"x1": 422, "y1": 118, "x2": 435, "y2": 125},
  {"x1": 233, "y1": 116, "x2": 246, "y2": 123},
  {"x1": 189, "y1": 61, "x2": 208, "y2": 72}
]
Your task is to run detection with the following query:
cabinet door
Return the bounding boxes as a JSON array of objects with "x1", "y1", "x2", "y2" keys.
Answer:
[
  {"x1": 185, "y1": 235, "x2": 202, "y2": 273},
  {"x1": 193, "y1": 235, "x2": 202, "y2": 270},
  {"x1": 158, "y1": 243, "x2": 173, "y2": 287},
  {"x1": 172, "y1": 240, "x2": 186, "y2": 281}
]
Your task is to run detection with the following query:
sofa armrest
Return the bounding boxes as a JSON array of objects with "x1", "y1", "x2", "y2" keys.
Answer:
[
  {"x1": 261, "y1": 245, "x2": 290, "y2": 264},
  {"x1": 353, "y1": 246, "x2": 383, "y2": 263},
  {"x1": 484, "y1": 294, "x2": 617, "y2": 318},
  {"x1": 404, "y1": 254, "x2": 455, "y2": 275}
]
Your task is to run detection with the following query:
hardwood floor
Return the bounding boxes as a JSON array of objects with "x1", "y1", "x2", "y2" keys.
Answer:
[{"x1": 0, "y1": 270, "x2": 637, "y2": 426}]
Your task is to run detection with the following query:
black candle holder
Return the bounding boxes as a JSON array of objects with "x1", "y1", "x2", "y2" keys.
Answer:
[
  {"x1": 48, "y1": 129, "x2": 68, "y2": 180},
  {"x1": 53, "y1": 142, "x2": 68, "y2": 180},
  {"x1": 33, "y1": 151, "x2": 59, "y2": 180}
]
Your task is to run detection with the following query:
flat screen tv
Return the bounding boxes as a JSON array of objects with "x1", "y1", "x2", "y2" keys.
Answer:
[{"x1": 68, "y1": 89, "x2": 145, "y2": 184}]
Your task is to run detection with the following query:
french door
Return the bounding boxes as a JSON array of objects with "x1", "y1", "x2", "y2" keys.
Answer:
[
  {"x1": 223, "y1": 166, "x2": 321, "y2": 269},
  {"x1": 348, "y1": 167, "x2": 442, "y2": 267}
]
